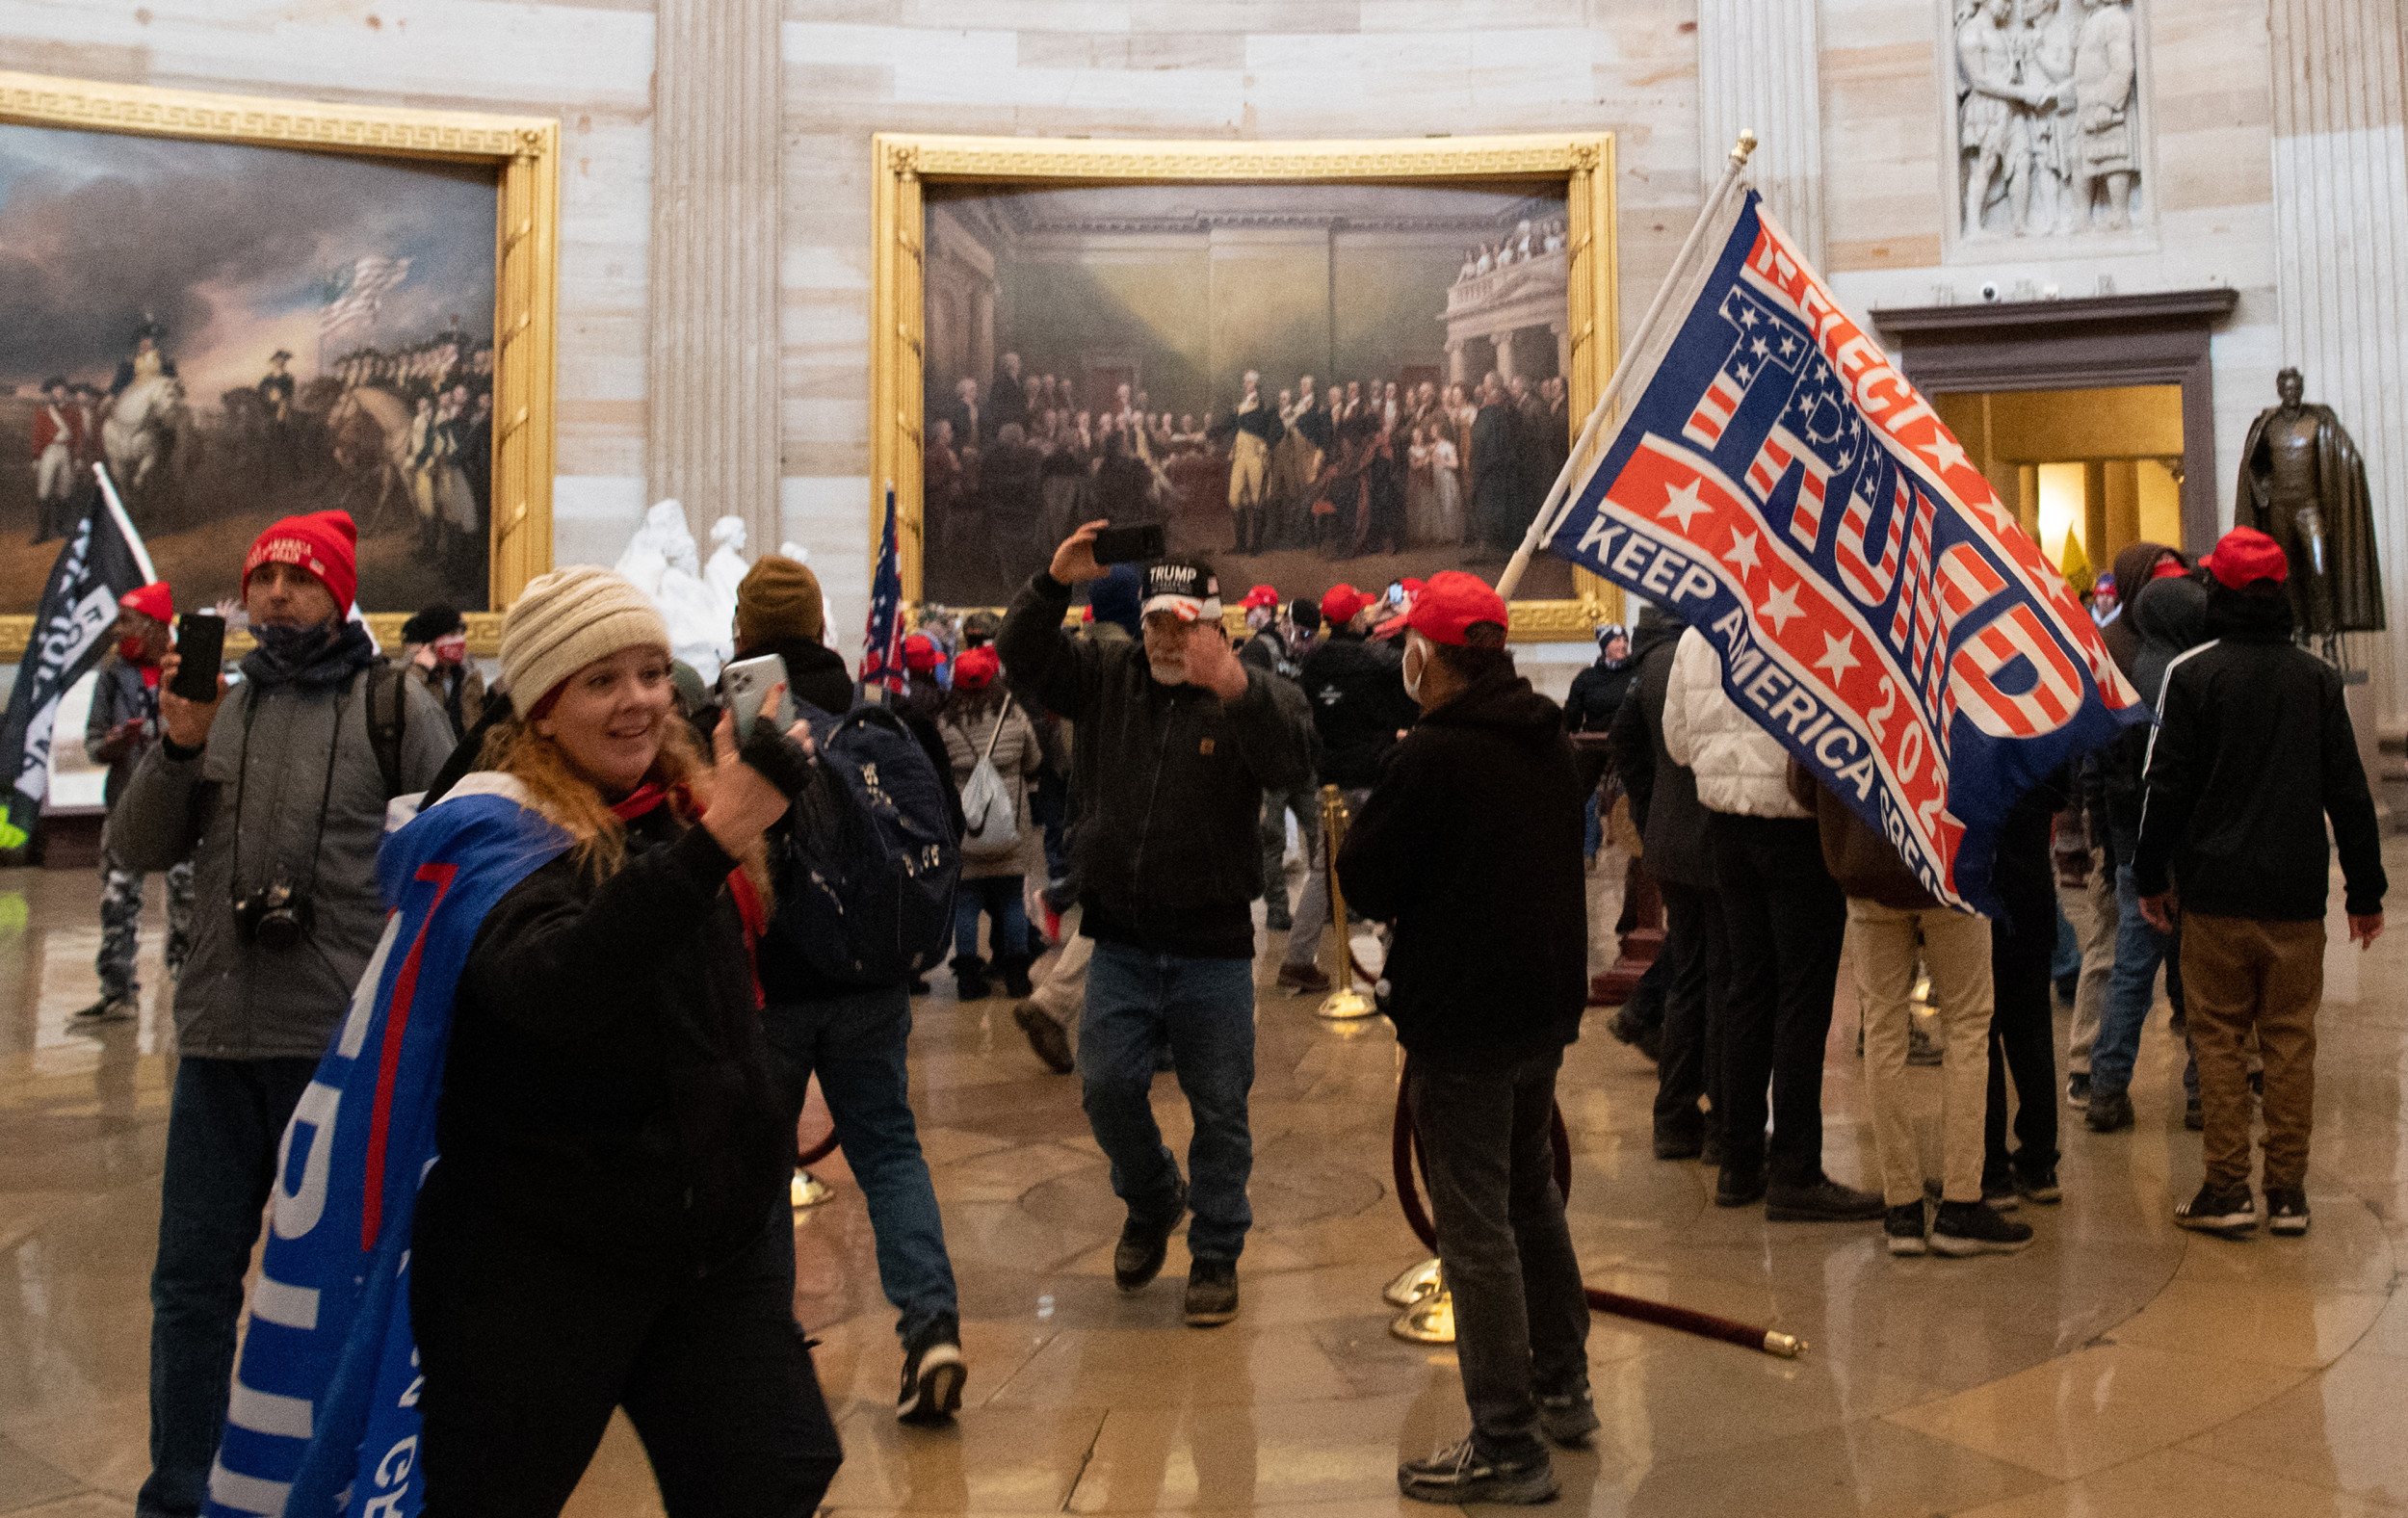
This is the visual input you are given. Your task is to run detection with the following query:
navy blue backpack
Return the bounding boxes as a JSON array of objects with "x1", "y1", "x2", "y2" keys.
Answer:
[{"x1": 771, "y1": 696, "x2": 959, "y2": 986}]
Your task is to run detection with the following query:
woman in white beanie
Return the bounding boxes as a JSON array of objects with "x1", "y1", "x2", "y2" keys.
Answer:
[{"x1": 409, "y1": 565, "x2": 841, "y2": 1514}]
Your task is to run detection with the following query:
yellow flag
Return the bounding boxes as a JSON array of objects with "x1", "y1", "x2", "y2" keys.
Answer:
[{"x1": 2058, "y1": 531, "x2": 2094, "y2": 595}]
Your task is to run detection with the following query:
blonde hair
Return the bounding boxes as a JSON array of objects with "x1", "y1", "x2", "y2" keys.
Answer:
[{"x1": 478, "y1": 716, "x2": 771, "y2": 909}]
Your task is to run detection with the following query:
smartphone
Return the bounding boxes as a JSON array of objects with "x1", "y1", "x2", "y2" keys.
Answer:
[
  {"x1": 1091, "y1": 522, "x2": 1166, "y2": 565},
  {"x1": 170, "y1": 612, "x2": 224, "y2": 704},
  {"x1": 1386, "y1": 581, "x2": 1405, "y2": 604},
  {"x1": 720, "y1": 653, "x2": 791, "y2": 742}
]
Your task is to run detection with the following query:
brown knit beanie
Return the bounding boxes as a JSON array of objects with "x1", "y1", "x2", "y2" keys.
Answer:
[
  {"x1": 736, "y1": 556, "x2": 824, "y2": 643},
  {"x1": 500, "y1": 565, "x2": 670, "y2": 717}
]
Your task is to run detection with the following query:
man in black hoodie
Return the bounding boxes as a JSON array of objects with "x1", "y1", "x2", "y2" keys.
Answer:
[
  {"x1": 1609, "y1": 604, "x2": 1726, "y2": 1160},
  {"x1": 1279, "y1": 583, "x2": 1418, "y2": 992},
  {"x1": 733, "y1": 558, "x2": 972, "y2": 1425},
  {"x1": 1001, "y1": 527, "x2": 1313, "y2": 1326},
  {"x1": 2136, "y1": 527, "x2": 2386, "y2": 1239},
  {"x1": 1339, "y1": 572, "x2": 1590, "y2": 1506}
]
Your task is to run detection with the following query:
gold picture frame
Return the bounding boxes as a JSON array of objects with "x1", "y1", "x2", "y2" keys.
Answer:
[
  {"x1": 870, "y1": 131, "x2": 1620, "y2": 640},
  {"x1": 0, "y1": 69, "x2": 560, "y2": 659}
]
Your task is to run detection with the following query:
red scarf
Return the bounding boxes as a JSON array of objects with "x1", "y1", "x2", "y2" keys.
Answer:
[{"x1": 613, "y1": 782, "x2": 767, "y2": 1008}]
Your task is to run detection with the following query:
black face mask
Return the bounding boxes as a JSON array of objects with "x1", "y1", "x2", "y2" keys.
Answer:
[{"x1": 242, "y1": 617, "x2": 378, "y2": 691}]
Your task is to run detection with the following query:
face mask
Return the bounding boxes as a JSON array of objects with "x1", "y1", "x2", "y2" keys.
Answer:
[
  {"x1": 118, "y1": 635, "x2": 150, "y2": 664},
  {"x1": 250, "y1": 619, "x2": 336, "y2": 666},
  {"x1": 1402, "y1": 635, "x2": 1427, "y2": 702},
  {"x1": 432, "y1": 633, "x2": 469, "y2": 666}
]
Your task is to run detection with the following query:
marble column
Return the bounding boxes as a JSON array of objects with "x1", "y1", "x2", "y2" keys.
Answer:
[
  {"x1": 1493, "y1": 328, "x2": 1517, "y2": 382},
  {"x1": 1446, "y1": 340, "x2": 1467, "y2": 385},
  {"x1": 646, "y1": 0, "x2": 783, "y2": 553},
  {"x1": 2270, "y1": 0, "x2": 2408, "y2": 728},
  {"x1": 1695, "y1": 0, "x2": 1824, "y2": 264}
]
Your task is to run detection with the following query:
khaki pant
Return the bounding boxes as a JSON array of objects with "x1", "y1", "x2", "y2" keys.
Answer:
[
  {"x1": 1228, "y1": 430, "x2": 1269, "y2": 510},
  {"x1": 2182, "y1": 912, "x2": 2323, "y2": 1191},
  {"x1": 1848, "y1": 899, "x2": 1995, "y2": 1206},
  {"x1": 2058, "y1": 854, "x2": 2116, "y2": 1073},
  {"x1": 1028, "y1": 906, "x2": 1092, "y2": 1058}
]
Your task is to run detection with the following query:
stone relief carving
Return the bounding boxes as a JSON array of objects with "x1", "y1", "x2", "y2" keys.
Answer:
[{"x1": 1953, "y1": 0, "x2": 2141, "y2": 242}]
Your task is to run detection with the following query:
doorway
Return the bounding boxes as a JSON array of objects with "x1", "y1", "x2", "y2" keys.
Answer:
[{"x1": 1934, "y1": 384, "x2": 2186, "y2": 581}]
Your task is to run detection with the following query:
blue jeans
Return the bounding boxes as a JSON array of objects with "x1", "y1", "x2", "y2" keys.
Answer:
[
  {"x1": 953, "y1": 875, "x2": 1030, "y2": 960},
  {"x1": 1080, "y1": 942, "x2": 1257, "y2": 1262},
  {"x1": 141, "y1": 1056, "x2": 320, "y2": 1518},
  {"x1": 1584, "y1": 793, "x2": 1603, "y2": 861},
  {"x1": 761, "y1": 985, "x2": 959, "y2": 1346},
  {"x1": 2091, "y1": 864, "x2": 2184, "y2": 1097}
]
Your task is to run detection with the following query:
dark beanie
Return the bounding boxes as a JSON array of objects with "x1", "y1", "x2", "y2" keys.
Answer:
[
  {"x1": 736, "y1": 556, "x2": 824, "y2": 643},
  {"x1": 1087, "y1": 563, "x2": 1143, "y2": 637},
  {"x1": 402, "y1": 603, "x2": 464, "y2": 644},
  {"x1": 1289, "y1": 596, "x2": 1322, "y2": 635}
]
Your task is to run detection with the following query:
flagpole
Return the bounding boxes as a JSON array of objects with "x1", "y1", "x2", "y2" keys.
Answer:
[
  {"x1": 1494, "y1": 129, "x2": 1760, "y2": 603},
  {"x1": 91, "y1": 463, "x2": 159, "y2": 585}
]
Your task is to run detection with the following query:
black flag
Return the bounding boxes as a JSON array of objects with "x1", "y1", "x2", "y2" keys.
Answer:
[{"x1": 0, "y1": 467, "x2": 157, "y2": 849}]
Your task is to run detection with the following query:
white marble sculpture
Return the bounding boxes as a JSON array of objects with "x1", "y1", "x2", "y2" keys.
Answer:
[
  {"x1": 1954, "y1": 0, "x2": 2141, "y2": 241},
  {"x1": 614, "y1": 498, "x2": 733, "y2": 682},
  {"x1": 704, "y1": 515, "x2": 750, "y2": 633}
]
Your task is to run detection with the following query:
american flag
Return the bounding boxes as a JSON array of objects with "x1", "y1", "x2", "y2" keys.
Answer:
[
  {"x1": 1545, "y1": 190, "x2": 2142, "y2": 916},
  {"x1": 319, "y1": 254, "x2": 411, "y2": 337},
  {"x1": 859, "y1": 483, "x2": 906, "y2": 694}
]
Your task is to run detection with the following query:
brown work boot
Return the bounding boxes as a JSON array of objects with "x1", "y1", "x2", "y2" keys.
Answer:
[{"x1": 1276, "y1": 962, "x2": 1332, "y2": 993}]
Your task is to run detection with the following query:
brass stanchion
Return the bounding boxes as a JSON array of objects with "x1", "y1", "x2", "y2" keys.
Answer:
[{"x1": 1315, "y1": 785, "x2": 1376, "y2": 1020}]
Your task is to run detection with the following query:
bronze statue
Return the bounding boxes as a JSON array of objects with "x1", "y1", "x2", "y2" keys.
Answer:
[{"x1": 2236, "y1": 367, "x2": 2385, "y2": 635}]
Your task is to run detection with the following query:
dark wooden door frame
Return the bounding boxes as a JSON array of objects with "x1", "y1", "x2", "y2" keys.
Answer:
[{"x1": 1871, "y1": 288, "x2": 2240, "y2": 553}]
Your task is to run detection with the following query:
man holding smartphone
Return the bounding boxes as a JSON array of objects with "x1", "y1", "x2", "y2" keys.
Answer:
[
  {"x1": 999, "y1": 522, "x2": 1312, "y2": 1326},
  {"x1": 108, "y1": 511, "x2": 452, "y2": 1518}
]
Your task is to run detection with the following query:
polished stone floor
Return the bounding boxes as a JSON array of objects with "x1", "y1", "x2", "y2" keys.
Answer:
[{"x1": 5, "y1": 844, "x2": 2408, "y2": 1518}]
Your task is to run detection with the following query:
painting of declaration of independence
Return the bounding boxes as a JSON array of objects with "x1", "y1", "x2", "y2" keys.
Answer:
[
  {"x1": 919, "y1": 180, "x2": 1580, "y2": 607},
  {"x1": 0, "y1": 121, "x2": 499, "y2": 615}
]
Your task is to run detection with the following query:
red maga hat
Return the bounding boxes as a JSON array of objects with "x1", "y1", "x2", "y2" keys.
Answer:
[
  {"x1": 2204, "y1": 527, "x2": 2288, "y2": 589},
  {"x1": 953, "y1": 644, "x2": 1001, "y2": 689},
  {"x1": 1240, "y1": 584, "x2": 1280, "y2": 611},
  {"x1": 1321, "y1": 583, "x2": 1373, "y2": 628},
  {"x1": 118, "y1": 581, "x2": 172, "y2": 623},
  {"x1": 1403, "y1": 570, "x2": 1509, "y2": 646},
  {"x1": 903, "y1": 632, "x2": 941, "y2": 671}
]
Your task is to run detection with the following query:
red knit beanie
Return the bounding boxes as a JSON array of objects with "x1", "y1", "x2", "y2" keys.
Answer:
[{"x1": 245, "y1": 510, "x2": 359, "y2": 615}]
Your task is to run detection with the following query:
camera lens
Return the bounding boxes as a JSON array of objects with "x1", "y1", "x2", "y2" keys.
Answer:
[{"x1": 253, "y1": 911, "x2": 301, "y2": 951}]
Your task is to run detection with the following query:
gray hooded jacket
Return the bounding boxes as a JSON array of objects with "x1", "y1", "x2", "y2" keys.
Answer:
[{"x1": 108, "y1": 668, "x2": 452, "y2": 1060}]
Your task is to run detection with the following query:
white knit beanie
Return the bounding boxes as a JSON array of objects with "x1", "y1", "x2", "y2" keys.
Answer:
[{"x1": 500, "y1": 566, "x2": 671, "y2": 717}]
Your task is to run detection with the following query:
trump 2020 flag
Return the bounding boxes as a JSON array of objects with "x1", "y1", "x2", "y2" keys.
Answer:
[
  {"x1": 206, "y1": 780, "x2": 569, "y2": 1518},
  {"x1": 1545, "y1": 190, "x2": 2140, "y2": 915},
  {"x1": 0, "y1": 468, "x2": 155, "y2": 850},
  {"x1": 859, "y1": 482, "x2": 907, "y2": 695}
]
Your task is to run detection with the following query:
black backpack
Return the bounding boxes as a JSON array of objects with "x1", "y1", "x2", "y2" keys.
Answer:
[{"x1": 769, "y1": 698, "x2": 959, "y2": 986}]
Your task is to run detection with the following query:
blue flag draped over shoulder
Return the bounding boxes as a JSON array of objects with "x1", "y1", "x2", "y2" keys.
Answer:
[
  {"x1": 206, "y1": 779, "x2": 570, "y2": 1518},
  {"x1": 1544, "y1": 191, "x2": 2143, "y2": 916}
]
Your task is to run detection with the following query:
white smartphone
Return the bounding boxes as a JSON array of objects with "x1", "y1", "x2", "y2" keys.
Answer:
[{"x1": 720, "y1": 653, "x2": 791, "y2": 741}]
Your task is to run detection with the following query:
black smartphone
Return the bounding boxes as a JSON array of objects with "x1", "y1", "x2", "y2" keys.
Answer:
[
  {"x1": 1091, "y1": 522, "x2": 1166, "y2": 565},
  {"x1": 170, "y1": 612, "x2": 224, "y2": 703}
]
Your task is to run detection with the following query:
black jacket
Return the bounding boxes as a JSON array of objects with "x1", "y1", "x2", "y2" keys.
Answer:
[
  {"x1": 2101, "y1": 575, "x2": 2210, "y2": 864},
  {"x1": 1000, "y1": 571, "x2": 1312, "y2": 958},
  {"x1": 1563, "y1": 658, "x2": 1637, "y2": 735},
  {"x1": 1607, "y1": 610, "x2": 1714, "y2": 888},
  {"x1": 1338, "y1": 666, "x2": 1587, "y2": 1067},
  {"x1": 1298, "y1": 631, "x2": 1417, "y2": 787},
  {"x1": 2134, "y1": 584, "x2": 2387, "y2": 922},
  {"x1": 429, "y1": 806, "x2": 789, "y2": 1275},
  {"x1": 84, "y1": 657, "x2": 159, "y2": 806}
]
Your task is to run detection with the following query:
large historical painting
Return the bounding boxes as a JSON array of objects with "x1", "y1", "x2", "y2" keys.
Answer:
[
  {"x1": 0, "y1": 121, "x2": 499, "y2": 614},
  {"x1": 917, "y1": 180, "x2": 1580, "y2": 607},
  {"x1": 1950, "y1": 0, "x2": 2147, "y2": 249}
]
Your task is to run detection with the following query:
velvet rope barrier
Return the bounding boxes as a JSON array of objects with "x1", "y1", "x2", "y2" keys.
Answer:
[
  {"x1": 797, "y1": 1118, "x2": 840, "y2": 1167},
  {"x1": 1390, "y1": 1068, "x2": 1806, "y2": 1358}
]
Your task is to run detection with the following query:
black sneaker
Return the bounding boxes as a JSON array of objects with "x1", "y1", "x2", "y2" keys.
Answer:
[
  {"x1": 2176, "y1": 1182, "x2": 2257, "y2": 1238},
  {"x1": 1652, "y1": 1122, "x2": 1704, "y2": 1162},
  {"x1": 1536, "y1": 1383, "x2": 1600, "y2": 1447},
  {"x1": 1398, "y1": 1439, "x2": 1558, "y2": 1505},
  {"x1": 1906, "y1": 1022, "x2": 1944, "y2": 1066},
  {"x1": 1701, "y1": 1131, "x2": 1728, "y2": 1169},
  {"x1": 2066, "y1": 1072, "x2": 2092, "y2": 1110},
  {"x1": 1885, "y1": 1202, "x2": 1928, "y2": 1256},
  {"x1": 1930, "y1": 1199, "x2": 2033, "y2": 1256},
  {"x1": 74, "y1": 995, "x2": 136, "y2": 1022},
  {"x1": 896, "y1": 1320, "x2": 965, "y2": 1425},
  {"x1": 1714, "y1": 1163, "x2": 1767, "y2": 1208},
  {"x1": 2014, "y1": 1169, "x2": 2062, "y2": 1205},
  {"x1": 1765, "y1": 1174, "x2": 1885, "y2": 1222},
  {"x1": 1183, "y1": 1257, "x2": 1239, "y2": 1326},
  {"x1": 2265, "y1": 1187, "x2": 2311, "y2": 1236},
  {"x1": 1980, "y1": 1175, "x2": 2023, "y2": 1212},
  {"x1": 1113, "y1": 1177, "x2": 1188, "y2": 1290},
  {"x1": 1010, "y1": 1001, "x2": 1075, "y2": 1074},
  {"x1": 2084, "y1": 1088, "x2": 2134, "y2": 1133}
]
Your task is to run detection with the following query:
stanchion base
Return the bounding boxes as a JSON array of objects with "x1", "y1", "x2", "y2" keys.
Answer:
[
  {"x1": 1383, "y1": 1256, "x2": 1445, "y2": 1308},
  {"x1": 1763, "y1": 1331, "x2": 1807, "y2": 1358},
  {"x1": 1318, "y1": 986, "x2": 1377, "y2": 1020},
  {"x1": 1391, "y1": 1287, "x2": 1456, "y2": 1344},
  {"x1": 791, "y1": 1169, "x2": 834, "y2": 1210}
]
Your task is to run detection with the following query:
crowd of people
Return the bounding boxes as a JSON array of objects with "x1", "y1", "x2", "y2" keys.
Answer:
[
  {"x1": 922, "y1": 352, "x2": 1574, "y2": 600},
  {"x1": 74, "y1": 494, "x2": 2386, "y2": 1512}
]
